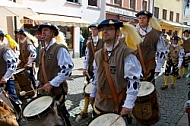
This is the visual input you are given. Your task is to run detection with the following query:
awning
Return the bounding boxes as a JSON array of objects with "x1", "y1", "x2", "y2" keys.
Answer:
[
  {"x1": 159, "y1": 20, "x2": 190, "y2": 29},
  {"x1": 25, "y1": 14, "x2": 91, "y2": 27},
  {"x1": 0, "y1": 0, "x2": 36, "y2": 17}
]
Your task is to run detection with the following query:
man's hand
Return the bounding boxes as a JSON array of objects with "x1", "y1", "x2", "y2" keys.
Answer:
[
  {"x1": 83, "y1": 69, "x2": 87, "y2": 76},
  {"x1": 0, "y1": 78, "x2": 7, "y2": 84},
  {"x1": 155, "y1": 72, "x2": 160, "y2": 76},
  {"x1": 120, "y1": 107, "x2": 132, "y2": 115},
  {"x1": 42, "y1": 82, "x2": 53, "y2": 92}
]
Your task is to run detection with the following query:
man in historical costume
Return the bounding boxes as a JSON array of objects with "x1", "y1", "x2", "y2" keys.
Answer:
[
  {"x1": 179, "y1": 30, "x2": 190, "y2": 78},
  {"x1": 89, "y1": 19, "x2": 142, "y2": 125},
  {"x1": 161, "y1": 35, "x2": 184, "y2": 89},
  {"x1": 135, "y1": 10, "x2": 167, "y2": 83},
  {"x1": 135, "y1": 10, "x2": 167, "y2": 125},
  {"x1": 37, "y1": 22, "x2": 74, "y2": 126},
  {"x1": 17, "y1": 29, "x2": 37, "y2": 89},
  {"x1": 75, "y1": 23, "x2": 104, "y2": 121},
  {"x1": 0, "y1": 45, "x2": 21, "y2": 104}
]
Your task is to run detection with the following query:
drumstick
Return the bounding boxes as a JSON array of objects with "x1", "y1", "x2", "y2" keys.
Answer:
[
  {"x1": 110, "y1": 115, "x2": 122, "y2": 126},
  {"x1": 20, "y1": 88, "x2": 43, "y2": 96}
]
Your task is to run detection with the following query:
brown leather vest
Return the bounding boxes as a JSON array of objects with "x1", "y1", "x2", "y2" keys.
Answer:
[
  {"x1": 136, "y1": 28, "x2": 161, "y2": 71},
  {"x1": 94, "y1": 42, "x2": 133, "y2": 111},
  {"x1": 0, "y1": 46, "x2": 8, "y2": 75},
  {"x1": 18, "y1": 39, "x2": 32, "y2": 67},
  {"x1": 168, "y1": 45, "x2": 183, "y2": 63},
  {"x1": 38, "y1": 43, "x2": 69, "y2": 96},
  {"x1": 182, "y1": 38, "x2": 190, "y2": 53},
  {"x1": 87, "y1": 38, "x2": 104, "y2": 71}
]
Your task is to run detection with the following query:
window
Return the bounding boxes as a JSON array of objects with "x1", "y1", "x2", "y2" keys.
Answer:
[
  {"x1": 114, "y1": 0, "x2": 121, "y2": 6},
  {"x1": 170, "y1": 11, "x2": 173, "y2": 21},
  {"x1": 67, "y1": 0, "x2": 78, "y2": 3},
  {"x1": 154, "y1": 7, "x2": 159, "y2": 18},
  {"x1": 130, "y1": 0, "x2": 136, "y2": 10},
  {"x1": 88, "y1": 0, "x2": 97, "y2": 6},
  {"x1": 176, "y1": 13, "x2": 179, "y2": 22},
  {"x1": 142, "y1": 0, "x2": 147, "y2": 10},
  {"x1": 163, "y1": 9, "x2": 167, "y2": 20}
]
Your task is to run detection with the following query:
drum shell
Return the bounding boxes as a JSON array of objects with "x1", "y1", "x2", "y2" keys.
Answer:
[
  {"x1": 14, "y1": 69, "x2": 34, "y2": 98},
  {"x1": 133, "y1": 89, "x2": 160, "y2": 125},
  {"x1": 0, "y1": 88, "x2": 21, "y2": 121}
]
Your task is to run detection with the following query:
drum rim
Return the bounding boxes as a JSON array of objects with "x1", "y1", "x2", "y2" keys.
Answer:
[
  {"x1": 88, "y1": 111, "x2": 127, "y2": 126},
  {"x1": 22, "y1": 95, "x2": 54, "y2": 120},
  {"x1": 83, "y1": 83, "x2": 92, "y2": 94}
]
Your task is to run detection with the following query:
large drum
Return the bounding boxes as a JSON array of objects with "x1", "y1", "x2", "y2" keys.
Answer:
[
  {"x1": 22, "y1": 95, "x2": 63, "y2": 126},
  {"x1": 0, "y1": 88, "x2": 21, "y2": 126},
  {"x1": 13, "y1": 68, "x2": 34, "y2": 98},
  {"x1": 133, "y1": 81, "x2": 160, "y2": 125},
  {"x1": 88, "y1": 112, "x2": 127, "y2": 126}
]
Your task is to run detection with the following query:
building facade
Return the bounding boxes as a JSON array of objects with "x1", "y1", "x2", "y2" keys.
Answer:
[
  {"x1": 154, "y1": 0, "x2": 186, "y2": 37},
  {"x1": 105, "y1": 0, "x2": 153, "y2": 25}
]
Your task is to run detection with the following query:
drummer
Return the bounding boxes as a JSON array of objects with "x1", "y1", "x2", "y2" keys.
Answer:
[
  {"x1": 37, "y1": 22, "x2": 74, "y2": 126},
  {"x1": 75, "y1": 23, "x2": 104, "y2": 120},
  {"x1": 17, "y1": 29, "x2": 37, "y2": 88},
  {"x1": 89, "y1": 19, "x2": 142, "y2": 121},
  {"x1": 0, "y1": 45, "x2": 21, "y2": 104}
]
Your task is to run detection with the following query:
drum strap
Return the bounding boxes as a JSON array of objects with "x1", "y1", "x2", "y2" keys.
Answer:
[
  {"x1": 90, "y1": 40, "x2": 95, "y2": 56},
  {"x1": 41, "y1": 50, "x2": 49, "y2": 83},
  {"x1": 137, "y1": 45, "x2": 147, "y2": 79},
  {"x1": 103, "y1": 48, "x2": 122, "y2": 112}
]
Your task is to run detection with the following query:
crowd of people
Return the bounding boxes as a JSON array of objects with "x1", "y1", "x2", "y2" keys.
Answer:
[{"x1": 0, "y1": 10, "x2": 190, "y2": 126}]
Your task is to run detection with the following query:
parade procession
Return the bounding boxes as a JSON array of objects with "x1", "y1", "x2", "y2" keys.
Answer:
[{"x1": 1, "y1": 0, "x2": 190, "y2": 126}]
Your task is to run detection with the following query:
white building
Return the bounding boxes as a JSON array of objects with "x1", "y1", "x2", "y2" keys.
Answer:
[{"x1": 1, "y1": 0, "x2": 106, "y2": 58}]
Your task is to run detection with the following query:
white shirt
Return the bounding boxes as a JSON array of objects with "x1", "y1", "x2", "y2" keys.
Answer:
[
  {"x1": 2, "y1": 49, "x2": 18, "y2": 81},
  {"x1": 83, "y1": 35, "x2": 99, "y2": 70},
  {"x1": 44, "y1": 38, "x2": 74, "y2": 87}
]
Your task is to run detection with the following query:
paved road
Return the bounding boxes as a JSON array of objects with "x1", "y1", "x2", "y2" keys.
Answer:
[{"x1": 18, "y1": 58, "x2": 190, "y2": 125}]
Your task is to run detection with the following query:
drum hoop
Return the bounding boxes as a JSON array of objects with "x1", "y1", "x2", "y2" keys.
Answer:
[
  {"x1": 22, "y1": 95, "x2": 54, "y2": 120},
  {"x1": 84, "y1": 83, "x2": 92, "y2": 94},
  {"x1": 138, "y1": 81, "x2": 155, "y2": 97},
  {"x1": 88, "y1": 111, "x2": 126, "y2": 126}
]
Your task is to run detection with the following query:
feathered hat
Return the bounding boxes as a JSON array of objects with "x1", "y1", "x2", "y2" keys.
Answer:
[
  {"x1": 0, "y1": 30, "x2": 4, "y2": 36},
  {"x1": 98, "y1": 19, "x2": 142, "y2": 50},
  {"x1": 4, "y1": 34, "x2": 18, "y2": 49},
  {"x1": 136, "y1": 10, "x2": 161, "y2": 31},
  {"x1": 38, "y1": 22, "x2": 59, "y2": 36},
  {"x1": 55, "y1": 31, "x2": 67, "y2": 47}
]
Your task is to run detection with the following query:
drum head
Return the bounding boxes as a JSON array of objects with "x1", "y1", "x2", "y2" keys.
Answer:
[
  {"x1": 13, "y1": 68, "x2": 25, "y2": 75},
  {"x1": 84, "y1": 83, "x2": 92, "y2": 94},
  {"x1": 23, "y1": 96, "x2": 53, "y2": 118},
  {"x1": 88, "y1": 113, "x2": 126, "y2": 126},
  {"x1": 138, "y1": 81, "x2": 155, "y2": 97}
]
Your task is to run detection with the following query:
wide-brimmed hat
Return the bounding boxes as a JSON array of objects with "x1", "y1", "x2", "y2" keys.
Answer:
[
  {"x1": 38, "y1": 22, "x2": 59, "y2": 36},
  {"x1": 88, "y1": 24, "x2": 98, "y2": 29},
  {"x1": 136, "y1": 10, "x2": 153, "y2": 17},
  {"x1": 18, "y1": 29, "x2": 26, "y2": 35},
  {"x1": 98, "y1": 19, "x2": 123, "y2": 29},
  {"x1": 171, "y1": 35, "x2": 180, "y2": 40},
  {"x1": 0, "y1": 30, "x2": 4, "y2": 36},
  {"x1": 183, "y1": 29, "x2": 189, "y2": 33}
]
